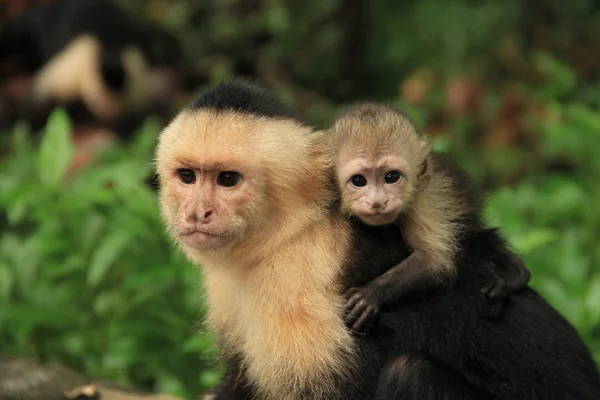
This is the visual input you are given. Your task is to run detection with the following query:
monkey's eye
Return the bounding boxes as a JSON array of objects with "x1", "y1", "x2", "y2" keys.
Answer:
[
  {"x1": 385, "y1": 171, "x2": 402, "y2": 184},
  {"x1": 350, "y1": 175, "x2": 367, "y2": 187},
  {"x1": 217, "y1": 171, "x2": 241, "y2": 187},
  {"x1": 177, "y1": 169, "x2": 196, "y2": 184}
]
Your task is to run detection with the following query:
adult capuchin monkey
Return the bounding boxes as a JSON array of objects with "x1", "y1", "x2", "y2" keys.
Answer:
[{"x1": 155, "y1": 79, "x2": 600, "y2": 399}]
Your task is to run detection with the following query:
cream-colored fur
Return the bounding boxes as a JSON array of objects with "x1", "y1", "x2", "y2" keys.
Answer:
[
  {"x1": 401, "y1": 158, "x2": 468, "y2": 279},
  {"x1": 156, "y1": 110, "x2": 357, "y2": 400}
]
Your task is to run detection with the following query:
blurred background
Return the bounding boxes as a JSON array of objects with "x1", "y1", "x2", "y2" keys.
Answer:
[{"x1": 0, "y1": 0, "x2": 599, "y2": 398}]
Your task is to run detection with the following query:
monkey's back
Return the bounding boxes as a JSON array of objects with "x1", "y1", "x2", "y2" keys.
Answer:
[{"x1": 343, "y1": 224, "x2": 600, "y2": 399}]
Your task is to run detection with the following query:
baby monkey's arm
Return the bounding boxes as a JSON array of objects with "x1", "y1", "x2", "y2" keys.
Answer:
[
  {"x1": 344, "y1": 250, "x2": 442, "y2": 332},
  {"x1": 344, "y1": 247, "x2": 532, "y2": 332}
]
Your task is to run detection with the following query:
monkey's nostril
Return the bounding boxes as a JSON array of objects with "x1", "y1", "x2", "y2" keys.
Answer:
[
  {"x1": 204, "y1": 211, "x2": 213, "y2": 219},
  {"x1": 371, "y1": 201, "x2": 383, "y2": 209},
  {"x1": 185, "y1": 212, "x2": 198, "y2": 222}
]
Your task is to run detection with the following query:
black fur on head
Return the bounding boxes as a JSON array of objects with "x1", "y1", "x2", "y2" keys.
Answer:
[{"x1": 188, "y1": 78, "x2": 308, "y2": 124}]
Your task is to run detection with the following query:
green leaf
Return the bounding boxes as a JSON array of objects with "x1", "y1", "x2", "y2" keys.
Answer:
[
  {"x1": 130, "y1": 117, "x2": 161, "y2": 157},
  {"x1": 511, "y1": 229, "x2": 558, "y2": 254},
  {"x1": 81, "y1": 212, "x2": 107, "y2": 254},
  {"x1": 87, "y1": 230, "x2": 134, "y2": 287},
  {"x1": 430, "y1": 134, "x2": 452, "y2": 153},
  {"x1": 154, "y1": 374, "x2": 187, "y2": 398},
  {"x1": 6, "y1": 201, "x2": 27, "y2": 225},
  {"x1": 533, "y1": 52, "x2": 577, "y2": 99},
  {"x1": 93, "y1": 291, "x2": 122, "y2": 315},
  {"x1": 566, "y1": 104, "x2": 600, "y2": 134},
  {"x1": 554, "y1": 229, "x2": 589, "y2": 288},
  {"x1": 181, "y1": 334, "x2": 216, "y2": 353},
  {"x1": 37, "y1": 108, "x2": 75, "y2": 188},
  {"x1": 536, "y1": 277, "x2": 581, "y2": 326},
  {"x1": 4, "y1": 304, "x2": 75, "y2": 331},
  {"x1": 584, "y1": 275, "x2": 600, "y2": 328},
  {"x1": 200, "y1": 369, "x2": 222, "y2": 388},
  {"x1": 0, "y1": 261, "x2": 14, "y2": 301},
  {"x1": 63, "y1": 332, "x2": 86, "y2": 355},
  {"x1": 11, "y1": 121, "x2": 33, "y2": 153}
]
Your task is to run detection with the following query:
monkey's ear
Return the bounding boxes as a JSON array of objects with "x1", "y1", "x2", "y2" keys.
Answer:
[{"x1": 417, "y1": 141, "x2": 431, "y2": 191}]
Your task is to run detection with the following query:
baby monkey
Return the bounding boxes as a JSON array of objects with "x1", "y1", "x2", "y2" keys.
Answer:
[{"x1": 329, "y1": 103, "x2": 531, "y2": 332}]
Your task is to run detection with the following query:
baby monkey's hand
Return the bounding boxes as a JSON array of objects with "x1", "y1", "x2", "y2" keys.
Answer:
[
  {"x1": 344, "y1": 286, "x2": 381, "y2": 333},
  {"x1": 481, "y1": 261, "x2": 510, "y2": 320}
]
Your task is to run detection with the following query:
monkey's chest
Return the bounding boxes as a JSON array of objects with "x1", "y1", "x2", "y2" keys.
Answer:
[{"x1": 206, "y1": 273, "x2": 356, "y2": 400}]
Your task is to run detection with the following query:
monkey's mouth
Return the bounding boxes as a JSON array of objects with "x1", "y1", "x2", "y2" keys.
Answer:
[
  {"x1": 358, "y1": 211, "x2": 396, "y2": 226},
  {"x1": 178, "y1": 229, "x2": 235, "y2": 249},
  {"x1": 181, "y1": 230, "x2": 232, "y2": 238}
]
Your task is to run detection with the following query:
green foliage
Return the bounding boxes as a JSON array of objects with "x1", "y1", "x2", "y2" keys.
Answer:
[
  {"x1": 36, "y1": 109, "x2": 75, "y2": 189},
  {"x1": 482, "y1": 100, "x2": 600, "y2": 364},
  {"x1": 0, "y1": 111, "x2": 220, "y2": 398}
]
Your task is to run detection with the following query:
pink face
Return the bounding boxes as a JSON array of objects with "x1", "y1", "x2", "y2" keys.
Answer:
[
  {"x1": 336, "y1": 148, "x2": 411, "y2": 226},
  {"x1": 161, "y1": 164, "x2": 263, "y2": 252}
]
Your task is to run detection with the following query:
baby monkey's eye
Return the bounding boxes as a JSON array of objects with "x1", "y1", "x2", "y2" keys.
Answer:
[
  {"x1": 351, "y1": 175, "x2": 367, "y2": 187},
  {"x1": 384, "y1": 171, "x2": 402, "y2": 184},
  {"x1": 178, "y1": 169, "x2": 196, "y2": 184},
  {"x1": 217, "y1": 171, "x2": 241, "y2": 187}
]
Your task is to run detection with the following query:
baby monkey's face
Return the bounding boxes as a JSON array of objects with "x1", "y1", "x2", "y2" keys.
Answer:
[{"x1": 336, "y1": 145, "x2": 410, "y2": 226}]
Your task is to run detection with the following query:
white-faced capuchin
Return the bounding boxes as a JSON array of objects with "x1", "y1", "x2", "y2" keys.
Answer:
[
  {"x1": 328, "y1": 102, "x2": 531, "y2": 332},
  {"x1": 155, "y1": 79, "x2": 600, "y2": 400},
  {"x1": 0, "y1": 0, "x2": 181, "y2": 133}
]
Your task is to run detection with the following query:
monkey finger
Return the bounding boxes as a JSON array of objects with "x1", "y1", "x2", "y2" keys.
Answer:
[
  {"x1": 505, "y1": 269, "x2": 532, "y2": 293},
  {"x1": 344, "y1": 292, "x2": 364, "y2": 313},
  {"x1": 345, "y1": 300, "x2": 367, "y2": 327},
  {"x1": 482, "y1": 277, "x2": 506, "y2": 302},
  {"x1": 352, "y1": 307, "x2": 377, "y2": 332},
  {"x1": 481, "y1": 284, "x2": 495, "y2": 300},
  {"x1": 481, "y1": 285, "x2": 491, "y2": 297},
  {"x1": 488, "y1": 280, "x2": 507, "y2": 302}
]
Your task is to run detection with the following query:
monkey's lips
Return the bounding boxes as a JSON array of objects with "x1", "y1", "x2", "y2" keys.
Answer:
[
  {"x1": 357, "y1": 211, "x2": 397, "y2": 226},
  {"x1": 178, "y1": 229, "x2": 235, "y2": 249}
]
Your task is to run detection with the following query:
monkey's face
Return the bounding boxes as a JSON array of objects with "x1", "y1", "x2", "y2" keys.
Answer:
[
  {"x1": 162, "y1": 167, "x2": 267, "y2": 254},
  {"x1": 156, "y1": 109, "x2": 321, "y2": 262},
  {"x1": 336, "y1": 146, "x2": 414, "y2": 226},
  {"x1": 156, "y1": 113, "x2": 275, "y2": 258}
]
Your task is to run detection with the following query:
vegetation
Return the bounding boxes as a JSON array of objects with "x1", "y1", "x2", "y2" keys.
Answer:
[
  {"x1": 1, "y1": 0, "x2": 599, "y2": 398},
  {"x1": 0, "y1": 111, "x2": 221, "y2": 396}
]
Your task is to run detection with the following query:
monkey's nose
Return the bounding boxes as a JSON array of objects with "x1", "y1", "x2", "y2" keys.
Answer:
[
  {"x1": 370, "y1": 199, "x2": 388, "y2": 210},
  {"x1": 186, "y1": 209, "x2": 213, "y2": 224},
  {"x1": 199, "y1": 210, "x2": 213, "y2": 222}
]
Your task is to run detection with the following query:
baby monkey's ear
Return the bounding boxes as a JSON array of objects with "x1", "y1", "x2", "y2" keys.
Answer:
[{"x1": 417, "y1": 140, "x2": 431, "y2": 191}]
